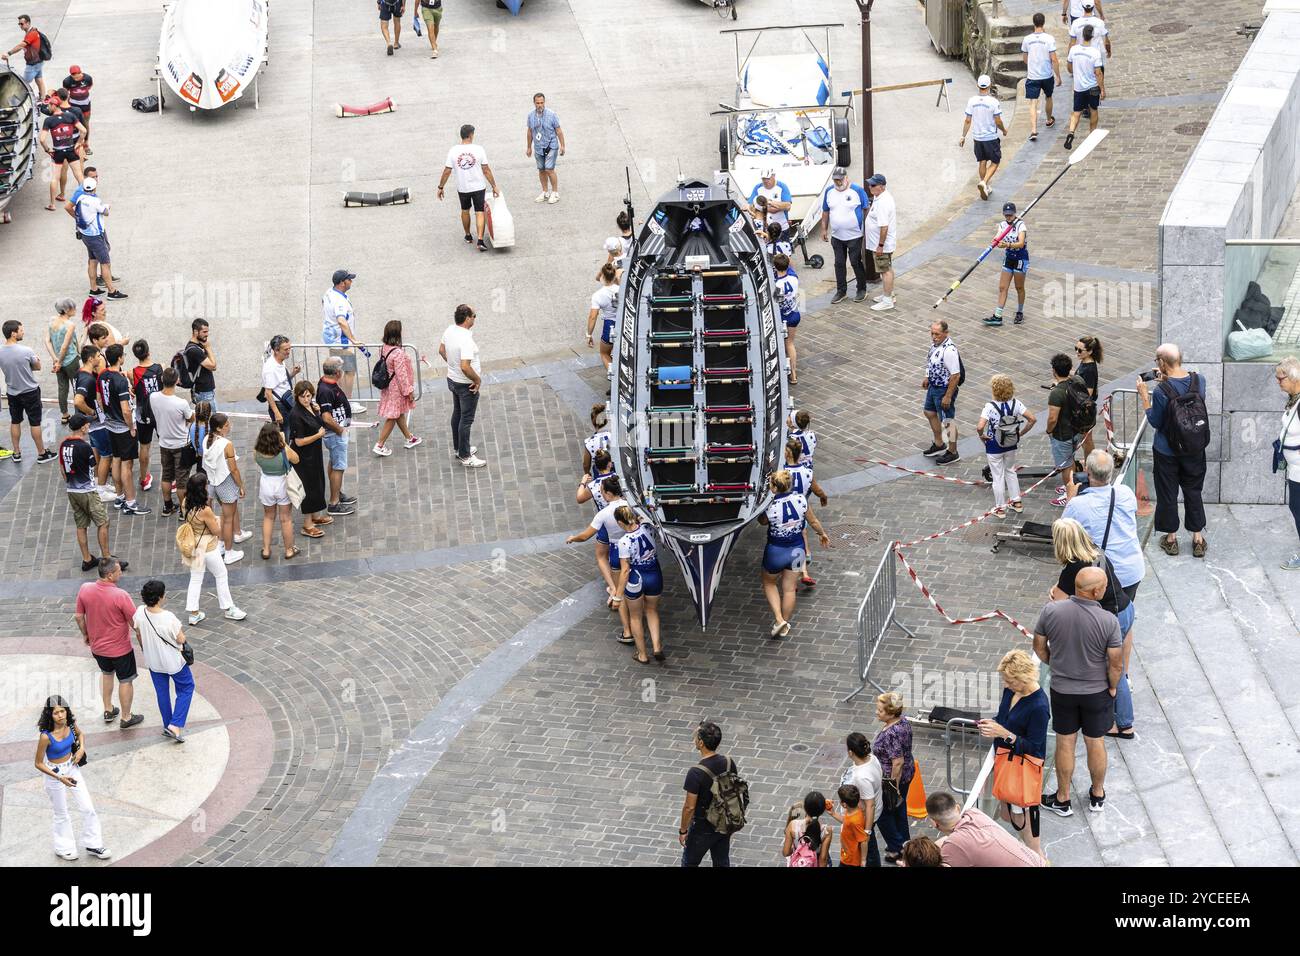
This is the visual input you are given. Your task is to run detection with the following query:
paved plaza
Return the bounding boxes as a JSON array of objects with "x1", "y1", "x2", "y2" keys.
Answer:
[{"x1": 1, "y1": 0, "x2": 1297, "y2": 868}]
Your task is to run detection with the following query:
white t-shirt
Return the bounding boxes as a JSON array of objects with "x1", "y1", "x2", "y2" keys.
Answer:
[
  {"x1": 1069, "y1": 15, "x2": 1109, "y2": 62},
  {"x1": 132, "y1": 606, "x2": 186, "y2": 675},
  {"x1": 150, "y1": 392, "x2": 193, "y2": 450},
  {"x1": 74, "y1": 194, "x2": 109, "y2": 237},
  {"x1": 1066, "y1": 0, "x2": 1093, "y2": 18},
  {"x1": 1022, "y1": 32, "x2": 1057, "y2": 81},
  {"x1": 445, "y1": 143, "x2": 489, "y2": 193},
  {"x1": 821, "y1": 183, "x2": 869, "y2": 241},
  {"x1": 842, "y1": 756, "x2": 885, "y2": 823},
  {"x1": 1068, "y1": 45, "x2": 1103, "y2": 91},
  {"x1": 203, "y1": 434, "x2": 234, "y2": 486},
  {"x1": 965, "y1": 95, "x2": 1002, "y2": 141},
  {"x1": 261, "y1": 356, "x2": 291, "y2": 402},
  {"x1": 749, "y1": 180, "x2": 792, "y2": 228},
  {"x1": 321, "y1": 288, "x2": 354, "y2": 346},
  {"x1": 441, "y1": 323, "x2": 480, "y2": 384},
  {"x1": 864, "y1": 190, "x2": 897, "y2": 253},
  {"x1": 590, "y1": 499, "x2": 627, "y2": 543}
]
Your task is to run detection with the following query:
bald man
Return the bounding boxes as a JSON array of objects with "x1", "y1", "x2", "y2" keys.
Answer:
[
  {"x1": 1033, "y1": 565, "x2": 1122, "y2": 817},
  {"x1": 1137, "y1": 342, "x2": 1209, "y2": 558}
]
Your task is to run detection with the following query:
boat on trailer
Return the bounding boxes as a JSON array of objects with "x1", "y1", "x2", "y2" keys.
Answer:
[
  {"x1": 156, "y1": 0, "x2": 270, "y2": 112},
  {"x1": 611, "y1": 177, "x2": 787, "y2": 627},
  {"x1": 0, "y1": 66, "x2": 37, "y2": 221}
]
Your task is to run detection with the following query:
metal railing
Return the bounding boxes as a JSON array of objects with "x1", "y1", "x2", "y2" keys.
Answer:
[
  {"x1": 843, "y1": 545, "x2": 916, "y2": 702},
  {"x1": 288, "y1": 343, "x2": 425, "y2": 406},
  {"x1": 1110, "y1": 388, "x2": 1156, "y2": 546}
]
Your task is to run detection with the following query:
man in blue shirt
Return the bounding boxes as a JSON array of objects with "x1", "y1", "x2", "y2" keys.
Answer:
[
  {"x1": 819, "y1": 166, "x2": 871, "y2": 304},
  {"x1": 526, "y1": 93, "x2": 565, "y2": 204},
  {"x1": 1063, "y1": 450, "x2": 1145, "y2": 600},
  {"x1": 1138, "y1": 343, "x2": 1209, "y2": 558}
]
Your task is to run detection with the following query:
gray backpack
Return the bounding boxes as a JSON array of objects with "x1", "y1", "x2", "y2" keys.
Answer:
[{"x1": 993, "y1": 401, "x2": 1022, "y2": 449}]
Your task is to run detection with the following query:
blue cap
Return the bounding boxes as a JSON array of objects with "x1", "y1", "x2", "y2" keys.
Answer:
[
  {"x1": 867, "y1": 173, "x2": 886, "y2": 187},
  {"x1": 1002, "y1": 202, "x2": 1017, "y2": 214}
]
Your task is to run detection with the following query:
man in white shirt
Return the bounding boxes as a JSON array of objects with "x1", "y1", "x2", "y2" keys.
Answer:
[
  {"x1": 1022, "y1": 13, "x2": 1062, "y2": 142},
  {"x1": 864, "y1": 173, "x2": 897, "y2": 313},
  {"x1": 958, "y1": 75, "x2": 1008, "y2": 201},
  {"x1": 437, "y1": 124, "x2": 500, "y2": 253},
  {"x1": 321, "y1": 269, "x2": 368, "y2": 414},
  {"x1": 819, "y1": 166, "x2": 871, "y2": 304},
  {"x1": 749, "y1": 169, "x2": 792, "y2": 230},
  {"x1": 437, "y1": 304, "x2": 485, "y2": 467},
  {"x1": 71, "y1": 179, "x2": 126, "y2": 299},
  {"x1": 1061, "y1": 0, "x2": 1103, "y2": 24},
  {"x1": 1068, "y1": 2, "x2": 1110, "y2": 63},
  {"x1": 1064, "y1": 32, "x2": 1105, "y2": 150}
]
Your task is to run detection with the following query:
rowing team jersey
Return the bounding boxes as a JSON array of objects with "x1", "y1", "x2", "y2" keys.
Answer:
[
  {"x1": 616, "y1": 523, "x2": 659, "y2": 569},
  {"x1": 588, "y1": 470, "x2": 615, "y2": 510},
  {"x1": 774, "y1": 273, "x2": 800, "y2": 324},
  {"x1": 74, "y1": 369, "x2": 104, "y2": 429},
  {"x1": 787, "y1": 463, "x2": 815, "y2": 499},
  {"x1": 63, "y1": 73, "x2": 93, "y2": 110},
  {"x1": 791, "y1": 427, "x2": 816, "y2": 466},
  {"x1": 96, "y1": 369, "x2": 134, "y2": 433},
  {"x1": 589, "y1": 500, "x2": 627, "y2": 543},
  {"x1": 1002, "y1": 219, "x2": 1028, "y2": 267},
  {"x1": 42, "y1": 109, "x2": 83, "y2": 151},
  {"x1": 766, "y1": 492, "x2": 809, "y2": 542},
  {"x1": 590, "y1": 284, "x2": 619, "y2": 342},
  {"x1": 585, "y1": 429, "x2": 611, "y2": 473}
]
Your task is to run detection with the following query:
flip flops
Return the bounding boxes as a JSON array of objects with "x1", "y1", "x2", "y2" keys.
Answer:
[{"x1": 301, "y1": 527, "x2": 324, "y2": 538}]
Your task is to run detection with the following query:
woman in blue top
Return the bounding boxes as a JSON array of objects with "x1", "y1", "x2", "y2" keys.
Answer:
[
  {"x1": 978, "y1": 649, "x2": 1049, "y2": 860},
  {"x1": 613, "y1": 505, "x2": 665, "y2": 665},
  {"x1": 35, "y1": 696, "x2": 111, "y2": 862},
  {"x1": 758, "y1": 470, "x2": 830, "y2": 640}
]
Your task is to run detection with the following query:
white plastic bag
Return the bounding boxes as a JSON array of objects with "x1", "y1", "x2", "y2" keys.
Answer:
[{"x1": 1227, "y1": 328, "x2": 1273, "y2": 361}]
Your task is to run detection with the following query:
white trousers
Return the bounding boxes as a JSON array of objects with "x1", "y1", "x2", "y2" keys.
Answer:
[
  {"x1": 988, "y1": 450, "x2": 1021, "y2": 509},
  {"x1": 187, "y1": 548, "x2": 233, "y2": 612},
  {"x1": 44, "y1": 763, "x2": 103, "y2": 855}
]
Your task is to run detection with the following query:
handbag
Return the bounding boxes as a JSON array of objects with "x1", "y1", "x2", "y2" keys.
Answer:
[
  {"x1": 145, "y1": 608, "x2": 194, "y2": 666},
  {"x1": 882, "y1": 778, "x2": 902, "y2": 812},
  {"x1": 73, "y1": 724, "x2": 88, "y2": 767},
  {"x1": 284, "y1": 450, "x2": 307, "y2": 509},
  {"x1": 992, "y1": 746, "x2": 1044, "y2": 811}
]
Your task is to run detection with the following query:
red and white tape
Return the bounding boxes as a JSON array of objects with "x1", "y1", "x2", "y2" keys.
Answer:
[{"x1": 852, "y1": 459, "x2": 992, "y2": 486}]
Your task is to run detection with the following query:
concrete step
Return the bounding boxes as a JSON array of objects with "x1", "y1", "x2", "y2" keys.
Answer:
[
  {"x1": 988, "y1": 18, "x2": 1033, "y2": 39},
  {"x1": 991, "y1": 35, "x2": 1026, "y2": 56}
]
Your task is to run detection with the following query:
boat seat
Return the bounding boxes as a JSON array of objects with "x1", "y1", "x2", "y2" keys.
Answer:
[
  {"x1": 652, "y1": 365, "x2": 694, "y2": 389},
  {"x1": 706, "y1": 482, "x2": 754, "y2": 493},
  {"x1": 707, "y1": 443, "x2": 756, "y2": 454},
  {"x1": 645, "y1": 447, "x2": 696, "y2": 462}
]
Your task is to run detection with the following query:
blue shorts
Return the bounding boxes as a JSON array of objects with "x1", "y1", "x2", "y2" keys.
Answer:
[
  {"x1": 924, "y1": 383, "x2": 957, "y2": 420},
  {"x1": 601, "y1": 318, "x2": 615, "y2": 345},
  {"x1": 782, "y1": 312, "x2": 802, "y2": 328},
  {"x1": 1002, "y1": 257, "x2": 1029, "y2": 275},
  {"x1": 763, "y1": 540, "x2": 806, "y2": 574},
  {"x1": 1073, "y1": 87, "x2": 1100, "y2": 114},
  {"x1": 89, "y1": 428, "x2": 112, "y2": 457},
  {"x1": 1117, "y1": 601, "x2": 1135, "y2": 637},
  {"x1": 624, "y1": 565, "x2": 663, "y2": 599},
  {"x1": 23, "y1": 61, "x2": 43, "y2": 83},
  {"x1": 534, "y1": 144, "x2": 558, "y2": 170},
  {"x1": 606, "y1": 544, "x2": 619, "y2": 568},
  {"x1": 1025, "y1": 77, "x2": 1054, "y2": 100},
  {"x1": 323, "y1": 432, "x2": 348, "y2": 471}
]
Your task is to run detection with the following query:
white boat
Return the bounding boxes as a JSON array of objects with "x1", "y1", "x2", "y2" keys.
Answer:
[
  {"x1": 0, "y1": 65, "x2": 37, "y2": 220},
  {"x1": 157, "y1": 0, "x2": 270, "y2": 111}
]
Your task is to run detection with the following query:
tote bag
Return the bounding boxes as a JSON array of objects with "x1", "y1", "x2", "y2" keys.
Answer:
[
  {"x1": 992, "y1": 747, "x2": 1044, "y2": 809},
  {"x1": 283, "y1": 451, "x2": 306, "y2": 510}
]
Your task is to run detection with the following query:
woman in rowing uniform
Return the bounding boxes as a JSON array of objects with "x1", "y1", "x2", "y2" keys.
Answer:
[
  {"x1": 784, "y1": 437, "x2": 829, "y2": 589},
  {"x1": 586, "y1": 265, "x2": 620, "y2": 372},
  {"x1": 576, "y1": 453, "x2": 619, "y2": 601},
  {"x1": 759, "y1": 470, "x2": 830, "y2": 639},
  {"x1": 597, "y1": 210, "x2": 635, "y2": 279},
  {"x1": 789, "y1": 408, "x2": 817, "y2": 467},
  {"x1": 566, "y1": 478, "x2": 634, "y2": 643},
  {"x1": 613, "y1": 505, "x2": 666, "y2": 664},
  {"x1": 581, "y1": 403, "x2": 610, "y2": 476}
]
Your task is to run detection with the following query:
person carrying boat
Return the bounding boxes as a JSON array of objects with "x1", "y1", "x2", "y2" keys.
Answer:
[
  {"x1": 783, "y1": 437, "x2": 829, "y2": 589},
  {"x1": 759, "y1": 470, "x2": 830, "y2": 639},
  {"x1": 586, "y1": 266, "x2": 619, "y2": 371},
  {"x1": 773, "y1": 253, "x2": 801, "y2": 386},
  {"x1": 566, "y1": 482, "x2": 634, "y2": 642},
  {"x1": 613, "y1": 505, "x2": 666, "y2": 665},
  {"x1": 581, "y1": 403, "x2": 610, "y2": 476}
]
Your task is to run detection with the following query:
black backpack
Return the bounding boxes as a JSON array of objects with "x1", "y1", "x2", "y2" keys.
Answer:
[
  {"x1": 37, "y1": 31, "x2": 52, "y2": 62},
  {"x1": 371, "y1": 347, "x2": 397, "y2": 391},
  {"x1": 134, "y1": 364, "x2": 163, "y2": 424},
  {"x1": 171, "y1": 349, "x2": 197, "y2": 390},
  {"x1": 1157, "y1": 372, "x2": 1210, "y2": 455},
  {"x1": 1062, "y1": 375, "x2": 1097, "y2": 434}
]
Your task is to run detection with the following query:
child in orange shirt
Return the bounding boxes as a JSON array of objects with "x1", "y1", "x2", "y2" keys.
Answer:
[{"x1": 829, "y1": 784, "x2": 868, "y2": 867}]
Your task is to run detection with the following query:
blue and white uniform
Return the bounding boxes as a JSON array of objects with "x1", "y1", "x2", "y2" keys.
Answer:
[
  {"x1": 617, "y1": 522, "x2": 664, "y2": 598},
  {"x1": 585, "y1": 429, "x2": 611, "y2": 475},
  {"x1": 590, "y1": 499, "x2": 627, "y2": 558},
  {"x1": 774, "y1": 271, "x2": 801, "y2": 328},
  {"x1": 1001, "y1": 219, "x2": 1028, "y2": 274},
  {"x1": 763, "y1": 492, "x2": 810, "y2": 573},
  {"x1": 790, "y1": 427, "x2": 817, "y2": 467},
  {"x1": 591, "y1": 284, "x2": 619, "y2": 345},
  {"x1": 587, "y1": 469, "x2": 615, "y2": 511},
  {"x1": 787, "y1": 462, "x2": 815, "y2": 499}
]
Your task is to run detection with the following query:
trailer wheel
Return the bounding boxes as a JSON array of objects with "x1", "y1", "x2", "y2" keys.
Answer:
[
  {"x1": 808, "y1": 254, "x2": 824, "y2": 270},
  {"x1": 718, "y1": 122, "x2": 730, "y2": 173},
  {"x1": 834, "y1": 117, "x2": 851, "y2": 168}
]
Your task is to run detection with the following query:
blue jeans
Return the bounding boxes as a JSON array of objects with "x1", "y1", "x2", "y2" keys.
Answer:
[
  {"x1": 681, "y1": 821, "x2": 731, "y2": 867},
  {"x1": 192, "y1": 390, "x2": 216, "y2": 410},
  {"x1": 1113, "y1": 602, "x2": 1135, "y2": 729},
  {"x1": 151, "y1": 666, "x2": 195, "y2": 729},
  {"x1": 447, "y1": 379, "x2": 479, "y2": 460},
  {"x1": 875, "y1": 776, "x2": 911, "y2": 854}
]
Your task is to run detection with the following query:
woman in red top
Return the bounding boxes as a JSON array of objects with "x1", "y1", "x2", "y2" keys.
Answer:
[{"x1": 372, "y1": 320, "x2": 422, "y2": 456}]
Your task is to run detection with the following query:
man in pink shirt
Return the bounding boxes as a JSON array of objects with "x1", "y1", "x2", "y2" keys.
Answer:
[
  {"x1": 74, "y1": 558, "x2": 144, "y2": 728},
  {"x1": 927, "y1": 791, "x2": 1047, "y2": 866}
]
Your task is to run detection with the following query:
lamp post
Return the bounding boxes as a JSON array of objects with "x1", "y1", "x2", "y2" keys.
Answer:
[{"x1": 855, "y1": 0, "x2": 879, "y2": 282}]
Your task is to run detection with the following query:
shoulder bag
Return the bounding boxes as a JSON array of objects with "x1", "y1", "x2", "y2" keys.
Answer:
[
  {"x1": 1274, "y1": 401, "x2": 1300, "y2": 474},
  {"x1": 144, "y1": 609, "x2": 195, "y2": 666},
  {"x1": 283, "y1": 450, "x2": 306, "y2": 510}
]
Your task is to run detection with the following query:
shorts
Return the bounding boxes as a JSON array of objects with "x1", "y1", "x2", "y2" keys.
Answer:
[
  {"x1": 135, "y1": 421, "x2": 155, "y2": 446},
  {"x1": 607, "y1": 545, "x2": 620, "y2": 569},
  {"x1": 328, "y1": 347, "x2": 358, "y2": 374},
  {"x1": 762, "y1": 540, "x2": 806, "y2": 574},
  {"x1": 83, "y1": 233, "x2": 111, "y2": 264},
  {"x1": 1049, "y1": 434, "x2": 1080, "y2": 469},
  {"x1": 1025, "y1": 77, "x2": 1055, "y2": 99},
  {"x1": 378, "y1": 0, "x2": 405, "y2": 20},
  {"x1": 782, "y1": 313, "x2": 802, "y2": 328},
  {"x1": 258, "y1": 472, "x2": 290, "y2": 507},
  {"x1": 22, "y1": 60, "x2": 42, "y2": 83},
  {"x1": 1002, "y1": 256, "x2": 1029, "y2": 275},
  {"x1": 924, "y1": 383, "x2": 957, "y2": 420},
  {"x1": 973, "y1": 138, "x2": 1002, "y2": 164},
  {"x1": 873, "y1": 251, "x2": 893, "y2": 272},
  {"x1": 458, "y1": 189, "x2": 486, "y2": 211},
  {"x1": 600, "y1": 319, "x2": 615, "y2": 345},
  {"x1": 1050, "y1": 687, "x2": 1114, "y2": 738},
  {"x1": 534, "y1": 144, "x2": 558, "y2": 170},
  {"x1": 212, "y1": 472, "x2": 241, "y2": 504},
  {"x1": 624, "y1": 565, "x2": 663, "y2": 599},
  {"x1": 323, "y1": 431, "x2": 348, "y2": 471},
  {"x1": 7, "y1": 387, "x2": 41, "y2": 426},
  {"x1": 77, "y1": 107, "x2": 91, "y2": 125},
  {"x1": 67, "y1": 490, "x2": 109, "y2": 529},
  {"x1": 1117, "y1": 601, "x2": 1135, "y2": 637},
  {"x1": 1073, "y1": 87, "x2": 1101, "y2": 113},
  {"x1": 109, "y1": 429, "x2": 138, "y2": 461},
  {"x1": 93, "y1": 651, "x2": 138, "y2": 683},
  {"x1": 88, "y1": 428, "x2": 112, "y2": 457},
  {"x1": 420, "y1": 5, "x2": 443, "y2": 26},
  {"x1": 160, "y1": 446, "x2": 190, "y2": 485},
  {"x1": 52, "y1": 147, "x2": 80, "y2": 165}
]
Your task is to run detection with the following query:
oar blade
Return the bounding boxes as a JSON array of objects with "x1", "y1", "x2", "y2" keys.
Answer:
[{"x1": 1067, "y1": 128, "x2": 1109, "y2": 165}]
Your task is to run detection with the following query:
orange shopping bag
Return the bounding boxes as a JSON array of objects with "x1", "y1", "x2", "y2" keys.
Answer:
[{"x1": 992, "y1": 747, "x2": 1044, "y2": 808}]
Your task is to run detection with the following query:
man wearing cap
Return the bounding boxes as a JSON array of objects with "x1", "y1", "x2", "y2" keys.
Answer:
[
  {"x1": 864, "y1": 173, "x2": 897, "y2": 313},
  {"x1": 1068, "y1": 3, "x2": 1111, "y2": 65},
  {"x1": 985, "y1": 202, "x2": 1028, "y2": 327},
  {"x1": 959, "y1": 76, "x2": 1008, "y2": 201},
  {"x1": 70, "y1": 178, "x2": 126, "y2": 300},
  {"x1": 62, "y1": 65, "x2": 94, "y2": 154},
  {"x1": 1062, "y1": 0, "x2": 1104, "y2": 25},
  {"x1": 38, "y1": 91, "x2": 86, "y2": 215},
  {"x1": 749, "y1": 169, "x2": 792, "y2": 231},
  {"x1": 1022, "y1": 13, "x2": 1061, "y2": 143},
  {"x1": 1064, "y1": 24, "x2": 1105, "y2": 150},
  {"x1": 322, "y1": 270, "x2": 368, "y2": 414},
  {"x1": 819, "y1": 166, "x2": 871, "y2": 304}
]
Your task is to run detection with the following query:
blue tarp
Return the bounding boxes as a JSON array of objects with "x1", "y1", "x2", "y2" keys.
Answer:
[{"x1": 501, "y1": 0, "x2": 523, "y2": 13}]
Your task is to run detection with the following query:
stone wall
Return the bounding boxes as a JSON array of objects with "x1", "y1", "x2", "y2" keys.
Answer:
[{"x1": 1157, "y1": 10, "x2": 1300, "y2": 504}]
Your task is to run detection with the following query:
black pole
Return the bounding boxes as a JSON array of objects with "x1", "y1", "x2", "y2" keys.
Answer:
[{"x1": 857, "y1": 0, "x2": 879, "y2": 282}]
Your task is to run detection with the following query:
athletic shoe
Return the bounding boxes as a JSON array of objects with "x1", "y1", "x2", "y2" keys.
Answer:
[
  {"x1": 222, "y1": 550, "x2": 244, "y2": 565},
  {"x1": 853, "y1": 290, "x2": 867, "y2": 302},
  {"x1": 922, "y1": 443, "x2": 945, "y2": 457},
  {"x1": 464, "y1": 233, "x2": 473, "y2": 244},
  {"x1": 140, "y1": 472, "x2": 153, "y2": 491},
  {"x1": 224, "y1": 607, "x2": 248, "y2": 621},
  {"x1": 372, "y1": 443, "x2": 393, "y2": 457},
  {"x1": 103, "y1": 706, "x2": 119, "y2": 723},
  {"x1": 10, "y1": 452, "x2": 20, "y2": 463},
  {"x1": 872, "y1": 294, "x2": 889, "y2": 303},
  {"x1": 452, "y1": 445, "x2": 477, "y2": 457},
  {"x1": 1282, "y1": 554, "x2": 1300, "y2": 571},
  {"x1": 1029, "y1": 131, "x2": 1038, "y2": 142},
  {"x1": 983, "y1": 315, "x2": 1003, "y2": 326},
  {"x1": 339, "y1": 492, "x2": 358, "y2": 504},
  {"x1": 122, "y1": 502, "x2": 151, "y2": 516},
  {"x1": 161, "y1": 501, "x2": 177, "y2": 516},
  {"x1": 934, "y1": 451, "x2": 960, "y2": 465},
  {"x1": 404, "y1": 435, "x2": 423, "y2": 449},
  {"x1": 1051, "y1": 494, "x2": 1068, "y2": 507},
  {"x1": 800, "y1": 574, "x2": 817, "y2": 588},
  {"x1": 830, "y1": 291, "x2": 847, "y2": 304},
  {"x1": 234, "y1": 529, "x2": 253, "y2": 543},
  {"x1": 548, "y1": 192, "x2": 560, "y2": 204},
  {"x1": 114, "y1": 557, "x2": 129, "y2": 572},
  {"x1": 386, "y1": 44, "x2": 393, "y2": 55},
  {"x1": 56, "y1": 849, "x2": 79, "y2": 861},
  {"x1": 769, "y1": 619, "x2": 786, "y2": 638},
  {"x1": 351, "y1": 402, "x2": 367, "y2": 414},
  {"x1": 327, "y1": 502, "x2": 355, "y2": 516},
  {"x1": 98, "y1": 488, "x2": 117, "y2": 502},
  {"x1": 37, "y1": 450, "x2": 57, "y2": 464},
  {"x1": 189, "y1": 612, "x2": 206, "y2": 626},
  {"x1": 86, "y1": 847, "x2": 113, "y2": 861},
  {"x1": 870, "y1": 297, "x2": 895, "y2": 311},
  {"x1": 113, "y1": 496, "x2": 126, "y2": 510},
  {"x1": 1088, "y1": 789, "x2": 1106, "y2": 813},
  {"x1": 82, "y1": 558, "x2": 100, "y2": 572},
  {"x1": 459, "y1": 454, "x2": 487, "y2": 468},
  {"x1": 535, "y1": 192, "x2": 548, "y2": 203},
  {"x1": 977, "y1": 180, "x2": 989, "y2": 200},
  {"x1": 1013, "y1": 312, "x2": 1024, "y2": 325},
  {"x1": 1055, "y1": 485, "x2": 1066, "y2": 495},
  {"x1": 106, "y1": 290, "x2": 128, "y2": 300},
  {"x1": 477, "y1": 239, "x2": 488, "y2": 252},
  {"x1": 1063, "y1": 132, "x2": 1075, "y2": 150},
  {"x1": 1041, "y1": 794, "x2": 1073, "y2": 817},
  {"x1": 0, "y1": 448, "x2": 11, "y2": 459},
  {"x1": 120, "y1": 714, "x2": 144, "y2": 729}
]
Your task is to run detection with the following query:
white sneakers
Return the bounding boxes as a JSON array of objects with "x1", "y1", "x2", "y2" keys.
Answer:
[
  {"x1": 223, "y1": 550, "x2": 244, "y2": 565},
  {"x1": 870, "y1": 296, "x2": 895, "y2": 312},
  {"x1": 372, "y1": 443, "x2": 393, "y2": 457},
  {"x1": 56, "y1": 849, "x2": 79, "y2": 861},
  {"x1": 404, "y1": 435, "x2": 423, "y2": 449},
  {"x1": 535, "y1": 192, "x2": 548, "y2": 203},
  {"x1": 547, "y1": 192, "x2": 560, "y2": 204},
  {"x1": 351, "y1": 402, "x2": 367, "y2": 414},
  {"x1": 233, "y1": 530, "x2": 253, "y2": 544},
  {"x1": 453, "y1": 445, "x2": 478, "y2": 457},
  {"x1": 224, "y1": 607, "x2": 247, "y2": 621},
  {"x1": 189, "y1": 611, "x2": 206, "y2": 626},
  {"x1": 459, "y1": 454, "x2": 487, "y2": 468}
]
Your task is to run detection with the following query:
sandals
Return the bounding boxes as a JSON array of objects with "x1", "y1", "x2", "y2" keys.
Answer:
[
  {"x1": 315, "y1": 516, "x2": 335, "y2": 526},
  {"x1": 653, "y1": 650, "x2": 667, "y2": 663},
  {"x1": 631, "y1": 651, "x2": 651, "y2": 665},
  {"x1": 1046, "y1": 116, "x2": 1056, "y2": 127},
  {"x1": 301, "y1": 527, "x2": 324, "y2": 538},
  {"x1": 1106, "y1": 728, "x2": 1136, "y2": 740},
  {"x1": 45, "y1": 203, "x2": 56, "y2": 211},
  {"x1": 260, "y1": 550, "x2": 271, "y2": 560},
  {"x1": 284, "y1": 547, "x2": 300, "y2": 559}
]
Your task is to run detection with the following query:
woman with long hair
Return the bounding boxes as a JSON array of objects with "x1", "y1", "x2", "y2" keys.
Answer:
[
  {"x1": 287, "y1": 380, "x2": 331, "y2": 537},
  {"x1": 566, "y1": 473, "x2": 633, "y2": 639},
  {"x1": 373, "y1": 320, "x2": 421, "y2": 456},
  {"x1": 34, "y1": 696, "x2": 111, "y2": 861},
  {"x1": 1075, "y1": 336, "x2": 1103, "y2": 457},
  {"x1": 45, "y1": 298, "x2": 82, "y2": 423},
  {"x1": 80, "y1": 296, "x2": 128, "y2": 347},
  {"x1": 586, "y1": 265, "x2": 619, "y2": 371},
  {"x1": 758, "y1": 469, "x2": 829, "y2": 638},
  {"x1": 180, "y1": 473, "x2": 247, "y2": 624},
  {"x1": 253, "y1": 422, "x2": 300, "y2": 559},
  {"x1": 201, "y1": 412, "x2": 250, "y2": 563}
]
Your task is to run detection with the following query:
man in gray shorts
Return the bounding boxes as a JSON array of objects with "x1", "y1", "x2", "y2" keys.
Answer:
[
  {"x1": 526, "y1": 93, "x2": 565, "y2": 204},
  {"x1": 321, "y1": 269, "x2": 367, "y2": 413}
]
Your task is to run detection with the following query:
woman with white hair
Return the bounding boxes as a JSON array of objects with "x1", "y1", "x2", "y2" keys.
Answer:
[
  {"x1": 45, "y1": 298, "x2": 82, "y2": 423},
  {"x1": 1276, "y1": 357, "x2": 1300, "y2": 570}
]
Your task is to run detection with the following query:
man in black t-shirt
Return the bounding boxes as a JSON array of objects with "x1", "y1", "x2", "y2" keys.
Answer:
[
  {"x1": 317, "y1": 358, "x2": 357, "y2": 516},
  {"x1": 96, "y1": 344, "x2": 149, "y2": 515},
  {"x1": 131, "y1": 340, "x2": 163, "y2": 494},
  {"x1": 73, "y1": 344, "x2": 110, "y2": 482},
  {"x1": 60, "y1": 413, "x2": 116, "y2": 572},
  {"x1": 62, "y1": 66, "x2": 94, "y2": 152},
  {"x1": 38, "y1": 96, "x2": 86, "y2": 212},
  {"x1": 679, "y1": 721, "x2": 737, "y2": 867},
  {"x1": 185, "y1": 318, "x2": 217, "y2": 407}
]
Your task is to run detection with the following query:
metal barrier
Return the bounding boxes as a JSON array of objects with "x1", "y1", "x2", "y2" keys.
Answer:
[
  {"x1": 843, "y1": 545, "x2": 917, "y2": 702},
  {"x1": 1106, "y1": 387, "x2": 1145, "y2": 458},
  {"x1": 943, "y1": 718, "x2": 987, "y2": 796},
  {"x1": 288, "y1": 343, "x2": 425, "y2": 406}
]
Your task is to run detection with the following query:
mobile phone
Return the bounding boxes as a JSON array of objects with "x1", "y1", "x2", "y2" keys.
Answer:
[{"x1": 1139, "y1": 369, "x2": 1159, "y2": 382}]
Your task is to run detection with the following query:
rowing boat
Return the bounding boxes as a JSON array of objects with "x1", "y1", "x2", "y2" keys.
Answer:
[{"x1": 0, "y1": 66, "x2": 37, "y2": 219}]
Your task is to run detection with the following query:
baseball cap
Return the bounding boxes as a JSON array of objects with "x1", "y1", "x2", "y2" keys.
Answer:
[
  {"x1": 68, "y1": 412, "x2": 90, "y2": 431},
  {"x1": 760, "y1": 167, "x2": 775, "y2": 179},
  {"x1": 604, "y1": 237, "x2": 622, "y2": 253},
  {"x1": 977, "y1": 74, "x2": 991, "y2": 89},
  {"x1": 69, "y1": 64, "x2": 81, "y2": 75},
  {"x1": 832, "y1": 165, "x2": 848, "y2": 180},
  {"x1": 867, "y1": 173, "x2": 886, "y2": 187},
  {"x1": 82, "y1": 177, "x2": 97, "y2": 191},
  {"x1": 331, "y1": 269, "x2": 356, "y2": 285},
  {"x1": 1002, "y1": 201, "x2": 1017, "y2": 214}
]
